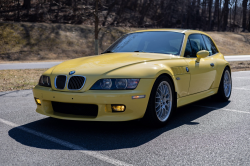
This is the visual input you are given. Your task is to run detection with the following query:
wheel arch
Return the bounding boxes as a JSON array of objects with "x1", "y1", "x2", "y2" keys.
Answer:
[
  {"x1": 213, "y1": 61, "x2": 231, "y2": 89},
  {"x1": 152, "y1": 73, "x2": 177, "y2": 106},
  {"x1": 156, "y1": 73, "x2": 176, "y2": 92}
]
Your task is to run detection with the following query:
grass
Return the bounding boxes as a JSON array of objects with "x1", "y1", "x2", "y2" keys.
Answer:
[
  {"x1": 0, "y1": 61, "x2": 249, "y2": 92},
  {"x1": 0, "y1": 69, "x2": 47, "y2": 92}
]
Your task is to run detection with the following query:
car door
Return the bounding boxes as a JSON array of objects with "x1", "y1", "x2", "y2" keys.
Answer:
[{"x1": 184, "y1": 34, "x2": 217, "y2": 95}]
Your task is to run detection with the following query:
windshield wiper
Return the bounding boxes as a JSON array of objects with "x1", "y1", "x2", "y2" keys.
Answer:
[
  {"x1": 101, "y1": 50, "x2": 114, "y2": 54},
  {"x1": 134, "y1": 50, "x2": 145, "y2": 53}
]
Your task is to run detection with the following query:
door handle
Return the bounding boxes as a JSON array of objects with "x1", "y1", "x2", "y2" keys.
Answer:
[{"x1": 210, "y1": 63, "x2": 214, "y2": 67}]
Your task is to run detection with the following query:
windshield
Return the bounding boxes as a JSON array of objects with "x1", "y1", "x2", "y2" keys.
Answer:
[{"x1": 104, "y1": 31, "x2": 184, "y2": 55}]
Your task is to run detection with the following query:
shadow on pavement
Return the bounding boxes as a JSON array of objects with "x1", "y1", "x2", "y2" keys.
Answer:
[{"x1": 8, "y1": 98, "x2": 230, "y2": 151}]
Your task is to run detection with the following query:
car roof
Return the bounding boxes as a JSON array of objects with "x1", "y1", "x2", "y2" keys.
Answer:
[{"x1": 130, "y1": 29, "x2": 208, "y2": 35}]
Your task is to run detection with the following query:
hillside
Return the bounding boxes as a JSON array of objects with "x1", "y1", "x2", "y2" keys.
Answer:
[{"x1": 0, "y1": 22, "x2": 250, "y2": 62}]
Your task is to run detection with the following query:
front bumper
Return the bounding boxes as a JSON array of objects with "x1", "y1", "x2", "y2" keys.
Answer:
[{"x1": 32, "y1": 79, "x2": 154, "y2": 121}]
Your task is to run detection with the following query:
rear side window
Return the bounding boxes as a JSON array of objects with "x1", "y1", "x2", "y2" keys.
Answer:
[
  {"x1": 202, "y1": 35, "x2": 219, "y2": 55},
  {"x1": 188, "y1": 34, "x2": 207, "y2": 57}
]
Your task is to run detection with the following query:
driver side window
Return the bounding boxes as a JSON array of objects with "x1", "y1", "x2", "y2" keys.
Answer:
[
  {"x1": 184, "y1": 34, "x2": 207, "y2": 58},
  {"x1": 184, "y1": 39, "x2": 193, "y2": 57}
]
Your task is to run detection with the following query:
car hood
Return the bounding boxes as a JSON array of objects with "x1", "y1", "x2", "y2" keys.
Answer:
[{"x1": 51, "y1": 52, "x2": 181, "y2": 76}]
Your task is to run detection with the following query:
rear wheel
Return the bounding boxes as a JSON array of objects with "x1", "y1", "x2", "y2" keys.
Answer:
[
  {"x1": 216, "y1": 67, "x2": 232, "y2": 101},
  {"x1": 143, "y1": 76, "x2": 176, "y2": 127}
]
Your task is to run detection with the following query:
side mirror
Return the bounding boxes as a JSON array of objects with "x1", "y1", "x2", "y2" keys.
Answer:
[{"x1": 196, "y1": 50, "x2": 209, "y2": 63}]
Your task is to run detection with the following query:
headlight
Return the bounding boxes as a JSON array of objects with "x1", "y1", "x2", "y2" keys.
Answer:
[
  {"x1": 38, "y1": 75, "x2": 51, "y2": 87},
  {"x1": 90, "y1": 79, "x2": 140, "y2": 90}
]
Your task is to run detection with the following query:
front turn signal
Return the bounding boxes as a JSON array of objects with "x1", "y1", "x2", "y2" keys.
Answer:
[{"x1": 35, "y1": 98, "x2": 41, "y2": 105}]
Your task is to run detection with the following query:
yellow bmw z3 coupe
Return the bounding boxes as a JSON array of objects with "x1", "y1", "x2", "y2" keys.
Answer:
[{"x1": 33, "y1": 29, "x2": 232, "y2": 127}]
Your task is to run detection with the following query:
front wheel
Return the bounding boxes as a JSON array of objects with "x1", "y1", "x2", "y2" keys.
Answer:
[
  {"x1": 216, "y1": 67, "x2": 232, "y2": 101},
  {"x1": 143, "y1": 76, "x2": 176, "y2": 127}
]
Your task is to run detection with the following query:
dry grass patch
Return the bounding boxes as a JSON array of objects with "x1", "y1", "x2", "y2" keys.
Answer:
[
  {"x1": 0, "y1": 22, "x2": 135, "y2": 61},
  {"x1": 229, "y1": 61, "x2": 250, "y2": 72},
  {"x1": 0, "y1": 69, "x2": 47, "y2": 92},
  {"x1": 208, "y1": 32, "x2": 250, "y2": 55}
]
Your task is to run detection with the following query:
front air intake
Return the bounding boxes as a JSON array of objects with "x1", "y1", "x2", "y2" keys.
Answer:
[
  {"x1": 52, "y1": 102, "x2": 98, "y2": 117},
  {"x1": 68, "y1": 76, "x2": 86, "y2": 90},
  {"x1": 55, "y1": 75, "x2": 67, "y2": 89}
]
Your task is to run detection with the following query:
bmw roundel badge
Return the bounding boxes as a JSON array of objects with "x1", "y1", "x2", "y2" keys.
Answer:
[
  {"x1": 69, "y1": 71, "x2": 75, "y2": 75},
  {"x1": 186, "y1": 67, "x2": 189, "y2": 72}
]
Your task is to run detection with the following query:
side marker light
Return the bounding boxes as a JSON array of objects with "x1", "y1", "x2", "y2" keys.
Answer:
[{"x1": 132, "y1": 95, "x2": 146, "y2": 99}]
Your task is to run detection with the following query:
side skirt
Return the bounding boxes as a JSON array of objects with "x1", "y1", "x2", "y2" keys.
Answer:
[{"x1": 177, "y1": 88, "x2": 218, "y2": 108}]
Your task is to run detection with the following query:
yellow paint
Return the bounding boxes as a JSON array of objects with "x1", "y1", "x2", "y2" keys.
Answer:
[
  {"x1": 196, "y1": 50, "x2": 209, "y2": 63},
  {"x1": 33, "y1": 29, "x2": 230, "y2": 121}
]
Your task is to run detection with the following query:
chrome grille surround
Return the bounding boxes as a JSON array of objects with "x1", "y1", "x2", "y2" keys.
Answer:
[
  {"x1": 67, "y1": 75, "x2": 86, "y2": 90},
  {"x1": 54, "y1": 75, "x2": 67, "y2": 90}
]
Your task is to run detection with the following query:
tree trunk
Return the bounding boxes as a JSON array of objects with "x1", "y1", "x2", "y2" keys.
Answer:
[
  {"x1": 94, "y1": 0, "x2": 99, "y2": 55},
  {"x1": 248, "y1": 8, "x2": 250, "y2": 32},
  {"x1": 212, "y1": 0, "x2": 219, "y2": 30},
  {"x1": 138, "y1": 0, "x2": 153, "y2": 26},
  {"x1": 22, "y1": 0, "x2": 31, "y2": 14},
  {"x1": 201, "y1": 0, "x2": 206, "y2": 30},
  {"x1": 218, "y1": 0, "x2": 221, "y2": 31},
  {"x1": 208, "y1": 0, "x2": 212, "y2": 30},
  {"x1": 17, "y1": 0, "x2": 20, "y2": 21},
  {"x1": 197, "y1": 0, "x2": 201, "y2": 30},
  {"x1": 222, "y1": 0, "x2": 229, "y2": 31},
  {"x1": 185, "y1": 0, "x2": 191, "y2": 29},
  {"x1": 230, "y1": 7, "x2": 232, "y2": 31},
  {"x1": 242, "y1": 0, "x2": 248, "y2": 31},
  {"x1": 56, "y1": 0, "x2": 60, "y2": 22},
  {"x1": 234, "y1": 0, "x2": 237, "y2": 32},
  {"x1": 191, "y1": 0, "x2": 197, "y2": 29}
]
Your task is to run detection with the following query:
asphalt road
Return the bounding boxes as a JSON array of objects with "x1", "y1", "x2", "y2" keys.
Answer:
[
  {"x1": 1, "y1": 71, "x2": 250, "y2": 165},
  {"x1": 0, "y1": 55, "x2": 250, "y2": 70}
]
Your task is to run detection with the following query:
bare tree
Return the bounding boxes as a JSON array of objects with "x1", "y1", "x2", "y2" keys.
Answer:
[
  {"x1": 242, "y1": 0, "x2": 248, "y2": 31},
  {"x1": 208, "y1": 0, "x2": 213, "y2": 30},
  {"x1": 23, "y1": 0, "x2": 31, "y2": 14},
  {"x1": 223, "y1": 0, "x2": 229, "y2": 31},
  {"x1": 94, "y1": 0, "x2": 99, "y2": 55},
  {"x1": 233, "y1": 0, "x2": 238, "y2": 31},
  {"x1": 248, "y1": 3, "x2": 250, "y2": 31},
  {"x1": 212, "y1": 0, "x2": 220, "y2": 30}
]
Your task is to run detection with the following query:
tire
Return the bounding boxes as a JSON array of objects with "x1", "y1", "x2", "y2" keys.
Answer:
[
  {"x1": 142, "y1": 75, "x2": 176, "y2": 127},
  {"x1": 216, "y1": 67, "x2": 232, "y2": 101}
]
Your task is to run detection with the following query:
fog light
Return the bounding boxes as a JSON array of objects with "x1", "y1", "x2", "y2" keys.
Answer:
[
  {"x1": 35, "y1": 98, "x2": 41, "y2": 105},
  {"x1": 111, "y1": 105, "x2": 126, "y2": 112}
]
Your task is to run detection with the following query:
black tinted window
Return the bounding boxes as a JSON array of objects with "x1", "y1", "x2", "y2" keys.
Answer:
[
  {"x1": 202, "y1": 35, "x2": 218, "y2": 55},
  {"x1": 184, "y1": 39, "x2": 193, "y2": 57},
  {"x1": 105, "y1": 32, "x2": 184, "y2": 55},
  {"x1": 189, "y1": 34, "x2": 207, "y2": 57}
]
